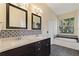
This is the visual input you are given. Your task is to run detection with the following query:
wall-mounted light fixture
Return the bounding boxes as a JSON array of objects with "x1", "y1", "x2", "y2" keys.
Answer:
[
  {"x1": 11, "y1": 3, "x2": 43, "y2": 15},
  {"x1": 31, "y1": 5, "x2": 43, "y2": 16}
]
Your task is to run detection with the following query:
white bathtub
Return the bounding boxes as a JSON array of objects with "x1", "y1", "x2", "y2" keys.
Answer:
[
  {"x1": 55, "y1": 37, "x2": 77, "y2": 43},
  {"x1": 52, "y1": 37, "x2": 79, "y2": 50}
]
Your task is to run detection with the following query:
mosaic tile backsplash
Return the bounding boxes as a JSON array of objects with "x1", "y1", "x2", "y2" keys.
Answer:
[{"x1": 0, "y1": 30, "x2": 41, "y2": 38}]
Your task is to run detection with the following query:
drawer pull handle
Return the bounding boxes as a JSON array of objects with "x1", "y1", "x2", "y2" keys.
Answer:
[
  {"x1": 38, "y1": 42, "x2": 40, "y2": 44},
  {"x1": 38, "y1": 48, "x2": 40, "y2": 50}
]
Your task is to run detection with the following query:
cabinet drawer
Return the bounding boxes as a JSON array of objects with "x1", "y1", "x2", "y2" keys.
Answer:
[
  {"x1": 34, "y1": 47, "x2": 41, "y2": 56},
  {"x1": 34, "y1": 38, "x2": 50, "y2": 47},
  {"x1": 34, "y1": 41, "x2": 41, "y2": 47},
  {"x1": 41, "y1": 39, "x2": 50, "y2": 45}
]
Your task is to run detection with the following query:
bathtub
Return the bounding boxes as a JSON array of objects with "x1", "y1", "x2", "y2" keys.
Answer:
[{"x1": 52, "y1": 37, "x2": 79, "y2": 51}]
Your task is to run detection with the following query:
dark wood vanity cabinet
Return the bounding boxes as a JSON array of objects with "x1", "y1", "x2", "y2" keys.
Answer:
[
  {"x1": 34, "y1": 38, "x2": 50, "y2": 56},
  {"x1": 0, "y1": 38, "x2": 50, "y2": 56}
]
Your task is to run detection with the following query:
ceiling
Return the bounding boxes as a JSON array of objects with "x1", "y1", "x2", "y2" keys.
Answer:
[{"x1": 47, "y1": 3, "x2": 79, "y2": 15}]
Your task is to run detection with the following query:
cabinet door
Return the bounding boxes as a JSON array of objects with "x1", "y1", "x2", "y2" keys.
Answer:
[
  {"x1": 34, "y1": 41, "x2": 42, "y2": 56},
  {"x1": 40, "y1": 38, "x2": 50, "y2": 56},
  {"x1": 20, "y1": 43, "x2": 35, "y2": 56}
]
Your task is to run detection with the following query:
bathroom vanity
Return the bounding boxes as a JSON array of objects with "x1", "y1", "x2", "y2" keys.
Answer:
[
  {"x1": 0, "y1": 38, "x2": 50, "y2": 56},
  {"x1": 0, "y1": 3, "x2": 50, "y2": 56}
]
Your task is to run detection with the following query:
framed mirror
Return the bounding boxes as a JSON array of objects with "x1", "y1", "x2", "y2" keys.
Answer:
[
  {"x1": 6, "y1": 3, "x2": 27, "y2": 29},
  {"x1": 32, "y1": 13, "x2": 41, "y2": 30}
]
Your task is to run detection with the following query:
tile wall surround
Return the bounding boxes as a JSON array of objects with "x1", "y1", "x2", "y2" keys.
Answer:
[{"x1": 0, "y1": 30, "x2": 42, "y2": 38}]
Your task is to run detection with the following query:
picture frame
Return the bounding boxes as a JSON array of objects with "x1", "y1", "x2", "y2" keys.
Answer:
[
  {"x1": 6, "y1": 3, "x2": 28, "y2": 29},
  {"x1": 31, "y1": 13, "x2": 41, "y2": 30}
]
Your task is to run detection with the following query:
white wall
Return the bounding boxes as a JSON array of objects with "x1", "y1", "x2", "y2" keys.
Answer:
[
  {"x1": 0, "y1": 4, "x2": 6, "y2": 30},
  {"x1": 48, "y1": 13, "x2": 58, "y2": 44}
]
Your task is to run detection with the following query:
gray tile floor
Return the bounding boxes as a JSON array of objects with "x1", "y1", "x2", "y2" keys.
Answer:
[{"x1": 50, "y1": 44, "x2": 79, "y2": 56}]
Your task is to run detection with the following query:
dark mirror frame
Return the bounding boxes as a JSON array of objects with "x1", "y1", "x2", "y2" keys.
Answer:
[
  {"x1": 6, "y1": 3, "x2": 28, "y2": 29},
  {"x1": 31, "y1": 13, "x2": 41, "y2": 30}
]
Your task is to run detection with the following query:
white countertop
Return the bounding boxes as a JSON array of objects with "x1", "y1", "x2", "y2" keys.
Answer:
[{"x1": 0, "y1": 36, "x2": 49, "y2": 53}]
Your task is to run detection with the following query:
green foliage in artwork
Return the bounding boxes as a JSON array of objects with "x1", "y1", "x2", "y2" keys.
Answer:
[{"x1": 59, "y1": 17, "x2": 74, "y2": 34}]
